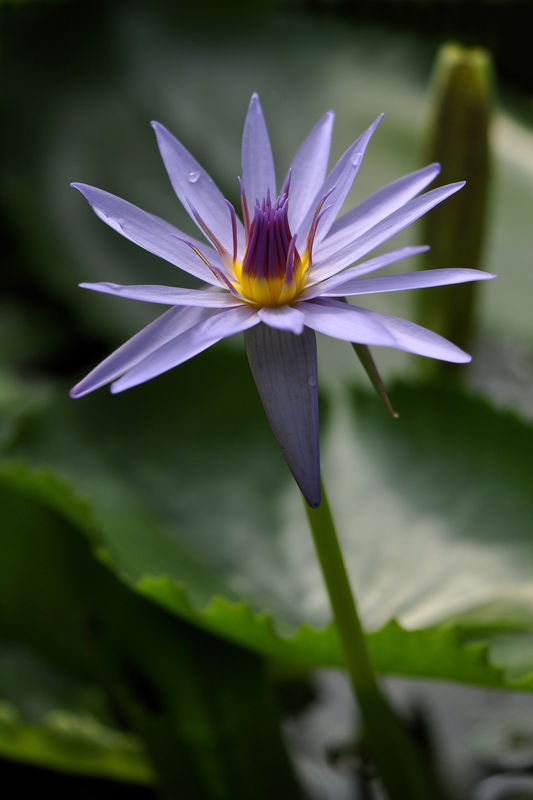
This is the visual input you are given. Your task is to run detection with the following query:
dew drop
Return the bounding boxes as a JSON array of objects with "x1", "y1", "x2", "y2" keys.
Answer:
[
  {"x1": 351, "y1": 152, "x2": 363, "y2": 167},
  {"x1": 307, "y1": 374, "x2": 318, "y2": 388},
  {"x1": 187, "y1": 171, "x2": 200, "y2": 184}
]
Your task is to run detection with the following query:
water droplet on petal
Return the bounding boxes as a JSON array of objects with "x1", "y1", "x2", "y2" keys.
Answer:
[
  {"x1": 351, "y1": 152, "x2": 363, "y2": 168},
  {"x1": 307, "y1": 374, "x2": 318, "y2": 388},
  {"x1": 187, "y1": 171, "x2": 200, "y2": 184}
]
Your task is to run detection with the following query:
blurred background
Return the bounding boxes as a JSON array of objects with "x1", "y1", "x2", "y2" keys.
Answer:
[{"x1": 2, "y1": 1, "x2": 533, "y2": 798}]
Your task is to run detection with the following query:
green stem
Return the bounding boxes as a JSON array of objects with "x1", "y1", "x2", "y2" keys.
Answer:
[{"x1": 305, "y1": 479, "x2": 444, "y2": 800}]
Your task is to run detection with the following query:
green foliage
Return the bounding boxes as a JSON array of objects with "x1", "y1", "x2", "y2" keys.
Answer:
[
  {"x1": 0, "y1": 457, "x2": 302, "y2": 796},
  {"x1": 2, "y1": 350, "x2": 533, "y2": 694}
]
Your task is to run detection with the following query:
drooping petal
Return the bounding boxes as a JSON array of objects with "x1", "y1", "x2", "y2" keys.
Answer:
[
  {"x1": 285, "y1": 110, "x2": 334, "y2": 231},
  {"x1": 71, "y1": 184, "x2": 221, "y2": 285},
  {"x1": 257, "y1": 305, "x2": 306, "y2": 334},
  {"x1": 310, "y1": 181, "x2": 465, "y2": 282},
  {"x1": 297, "y1": 298, "x2": 396, "y2": 346},
  {"x1": 80, "y1": 282, "x2": 242, "y2": 307},
  {"x1": 245, "y1": 325, "x2": 320, "y2": 507},
  {"x1": 151, "y1": 122, "x2": 245, "y2": 256},
  {"x1": 354, "y1": 306, "x2": 471, "y2": 362},
  {"x1": 241, "y1": 94, "x2": 276, "y2": 214},
  {"x1": 111, "y1": 305, "x2": 259, "y2": 393},
  {"x1": 70, "y1": 305, "x2": 212, "y2": 398},
  {"x1": 303, "y1": 245, "x2": 430, "y2": 295},
  {"x1": 296, "y1": 114, "x2": 384, "y2": 246},
  {"x1": 321, "y1": 163, "x2": 441, "y2": 259},
  {"x1": 320, "y1": 267, "x2": 496, "y2": 298}
]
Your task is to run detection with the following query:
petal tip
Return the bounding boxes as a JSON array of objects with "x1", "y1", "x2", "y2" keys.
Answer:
[{"x1": 305, "y1": 488, "x2": 322, "y2": 508}]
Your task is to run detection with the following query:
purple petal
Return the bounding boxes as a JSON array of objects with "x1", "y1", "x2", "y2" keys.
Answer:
[
  {"x1": 80, "y1": 282, "x2": 242, "y2": 307},
  {"x1": 111, "y1": 305, "x2": 259, "y2": 393},
  {"x1": 257, "y1": 305, "x2": 306, "y2": 334},
  {"x1": 297, "y1": 298, "x2": 396, "y2": 346},
  {"x1": 320, "y1": 268, "x2": 496, "y2": 298},
  {"x1": 245, "y1": 325, "x2": 320, "y2": 507},
  {"x1": 355, "y1": 307, "x2": 471, "y2": 362},
  {"x1": 311, "y1": 181, "x2": 465, "y2": 282},
  {"x1": 320, "y1": 163, "x2": 441, "y2": 259},
  {"x1": 151, "y1": 122, "x2": 245, "y2": 256},
  {"x1": 72, "y1": 184, "x2": 221, "y2": 285},
  {"x1": 303, "y1": 245, "x2": 430, "y2": 296},
  {"x1": 70, "y1": 306, "x2": 211, "y2": 398},
  {"x1": 296, "y1": 114, "x2": 384, "y2": 246},
  {"x1": 286, "y1": 111, "x2": 334, "y2": 231},
  {"x1": 241, "y1": 94, "x2": 276, "y2": 213}
]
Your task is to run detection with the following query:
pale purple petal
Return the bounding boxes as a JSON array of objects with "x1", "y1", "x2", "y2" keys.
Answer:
[
  {"x1": 297, "y1": 298, "x2": 396, "y2": 346},
  {"x1": 257, "y1": 305, "x2": 306, "y2": 334},
  {"x1": 70, "y1": 306, "x2": 212, "y2": 398},
  {"x1": 320, "y1": 163, "x2": 441, "y2": 259},
  {"x1": 286, "y1": 111, "x2": 334, "y2": 231},
  {"x1": 303, "y1": 245, "x2": 430, "y2": 296},
  {"x1": 111, "y1": 305, "x2": 259, "y2": 393},
  {"x1": 80, "y1": 282, "x2": 242, "y2": 307},
  {"x1": 245, "y1": 325, "x2": 320, "y2": 507},
  {"x1": 320, "y1": 268, "x2": 496, "y2": 298},
  {"x1": 296, "y1": 114, "x2": 384, "y2": 246},
  {"x1": 241, "y1": 94, "x2": 276, "y2": 213},
  {"x1": 355, "y1": 307, "x2": 471, "y2": 362},
  {"x1": 72, "y1": 184, "x2": 221, "y2": 285},
  {"x1": 311, "y1": 181, "x2": 465, "y2": 282},
  {"x1": 151, "y1": 122, "x2": 245, "y2": 256}
]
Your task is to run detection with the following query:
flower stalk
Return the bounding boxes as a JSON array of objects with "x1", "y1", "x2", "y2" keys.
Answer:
[{"x1": 305, "y1": 479, "x2": 443, "y2": 800}]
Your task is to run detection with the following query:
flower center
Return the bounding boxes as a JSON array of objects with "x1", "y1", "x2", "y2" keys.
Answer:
[
  {"x1": 233, "y1": 189, "x2": 308, "y2": 307},
  {"x1": 186, "y1": 176, "x2": 326, "y2": 308}
]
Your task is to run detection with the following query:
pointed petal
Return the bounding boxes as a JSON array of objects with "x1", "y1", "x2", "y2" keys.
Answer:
[
  {"x1": 286, "y1": 111, "x2": 334, "y2": 231},
  {"x1": 320, "y1": 163, "x2": 441, "y2": 259},
  {"x1": 80, "y1": 282, "x2": 242, "y2": 307},
  {"x1": 311, "y1": 182, "x2": 465, "y2": 282},
  {"x1": 321, "y1": 268, "x2": 496, "y2": 298},
  {"x1": 257, "y1": 305, "x2": 306, "y2": 334},
  {"x1": 72, "y1": 183, "x2": 221, "y2": 285},
  {"x1": 111, "y1": 305, "x2": 259, "y2": 393},
  {"x1": 151, "y1": 122, "x2": 245, "y2": 255},
  {"x1": 296, "y1": 114, "x2": 384, "y2": 245},
  {"x1": 245, "y1": 325, "x2": 321, "y2": 507},
  {"x1": 241, "y1": 94, "x2": 276, "y2": 213},
  {"x1": 303, "y1": 245, "x2": 430, "y2": 296},
  {"x1": 355, "y1": 307, "x2": 471, "y2": 362},
  {"x1": 70, "y1": 305, "x2": 211, "y2": 398},
  {"x1": 297, "y1": 298, "x2": 396, "y2": 346}
]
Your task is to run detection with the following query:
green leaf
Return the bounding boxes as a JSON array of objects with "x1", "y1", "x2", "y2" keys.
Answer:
[
  {"x1": 2, "y1": 349, "x2": 533, "y2": 690},
  {"x1": 0, "y1": 465, "x2": 302, "y2": 796},
  {"x1": 0, "y1": 700, "x2": 153, "y2": 784}
]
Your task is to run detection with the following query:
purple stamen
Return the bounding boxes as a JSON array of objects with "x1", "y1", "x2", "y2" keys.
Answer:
[
  {"x1": 187, "y1": 200, "x2": 227, "y2": 256},
  {"x1": 210, "y1": 266, "x2": 241, "y2": 296},
  {"x1": 281, "y1": 168, "x2": 292, "y2": 197},
  {"x1": 238, "y1": 177, "x2": 250, "y2": 239},
  {"x1": 225, "y1": 199, "x2": 239, "y2": 264},
  {"x1": 284, "y1": 234, "x2": 298, "y2": 286},
  {"x1": 241, "y1": 189, "x2": 303, "y2": 286}
]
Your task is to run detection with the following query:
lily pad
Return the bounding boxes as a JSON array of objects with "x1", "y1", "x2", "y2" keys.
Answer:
[{"x1": 2, "y1": 346, "x2": 533, "y2": 689}]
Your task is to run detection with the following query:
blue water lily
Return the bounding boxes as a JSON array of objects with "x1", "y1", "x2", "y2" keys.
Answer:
[{"x1": 71, "y1": 93, "x2": 495, "y2": 506}]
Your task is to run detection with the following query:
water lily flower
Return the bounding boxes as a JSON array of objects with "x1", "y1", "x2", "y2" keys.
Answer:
[{"x1": 70, "y1": 93, "x2": 495, "y2": 507}]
